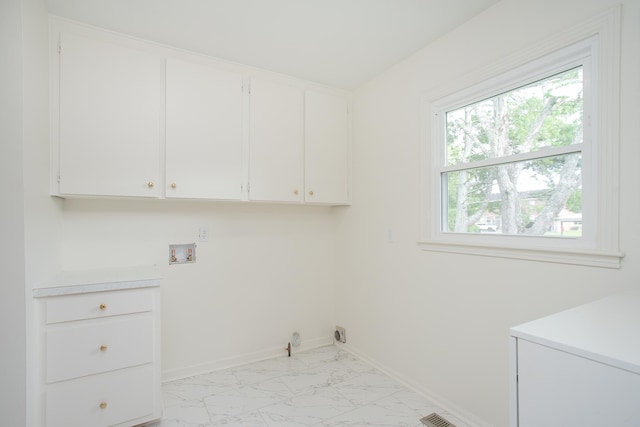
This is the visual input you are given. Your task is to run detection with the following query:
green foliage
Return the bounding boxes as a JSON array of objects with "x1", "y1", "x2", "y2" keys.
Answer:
[{"x1": 566, "y1": 190, "x2": 582, "y2": 213}]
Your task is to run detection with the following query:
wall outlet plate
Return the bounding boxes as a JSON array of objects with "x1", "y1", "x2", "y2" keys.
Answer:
[
  {"x1": 198, "y1": 227, "x2": 209, "y2": 242},
  {"x1": 335, "y1": 326, "x2": 346, "y2": 343},
  {"x1": 169, "y1": 243, "x2": 196, "y2": 264}
]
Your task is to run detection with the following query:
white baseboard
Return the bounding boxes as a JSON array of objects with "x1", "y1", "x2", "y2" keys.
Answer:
[
  {"x1": 162, "y1": 335, "x2": 334, "y2": 382},
  {"x1": 335, "y1": 342, "x2": 495, "y2": 427}
]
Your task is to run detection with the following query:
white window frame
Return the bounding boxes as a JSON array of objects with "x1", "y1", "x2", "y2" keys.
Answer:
[{"x1": 419, "y1": 8, "x2": 623, "y2": 268}]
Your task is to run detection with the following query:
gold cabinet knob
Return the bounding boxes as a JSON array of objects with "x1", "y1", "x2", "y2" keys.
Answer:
[
  {"x1": 147, "y1": 181, "x2": 154, "y2": 188},
  {"x1": 100, "y1": 345, "x2": 108, "y2": 352},
  {"x1": 99, "y1": 304, "x2": 107, "y2": 310},
  {"x1": 171, "y1": 183, "x2": 177, "y2": 189},
  {"x1": 293, "y1": 189, "x2": 299, "y2": 195},
  {"x1": 309, "y1": 190, "x2": 314, "y2": 196},
  {"x1": 99, "y1": 401, "x2": 108, "y2": 409}
]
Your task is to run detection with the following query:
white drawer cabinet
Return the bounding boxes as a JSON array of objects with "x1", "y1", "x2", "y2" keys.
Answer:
[
  {"x1": 34, "y1": 267, "x2": 162, "y2": 427},
  {"x1": 510, "y1": 291, "x2": 640, "y2": 427}
]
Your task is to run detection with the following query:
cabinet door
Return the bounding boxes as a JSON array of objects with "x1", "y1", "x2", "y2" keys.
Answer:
[
  {"x1": 304, "y1": 90, "x2": 350, "y2": 204},
  {"x1": 517, "y1": 339, "x2": 640, "y2": 427},
  {"x1": 166, "y1": 58, "x2": 243, "y2": 200},
  {"x1": 248, "y1": 79, "x2": 303, "y2": 202},
  {"x1": 57, "y1": 32, "x2": 162, "y2": 197}
]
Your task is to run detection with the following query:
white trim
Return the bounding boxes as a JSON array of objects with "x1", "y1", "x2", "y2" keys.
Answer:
[
  {"x1": 432, "y1": 41, "x2": 592, "y2": 117},
  {"x1": 440, "y1": 144, "x2": 583, "y2": 174},
  {"x1": 161, "y1": 335, "x2": 333, "y2": 382},
  {"x1": 421, "y1": 7, "x2": 621, "y2": 268},
  {"x1": 335, "y1": 342, "x2": 494, "y2": 427},
  {"x1": 509, "y1": 337, "x2": 519, "y2": 427},
  {"x1": 418, "y1": 240, "x2": 623, "y2": 269}
]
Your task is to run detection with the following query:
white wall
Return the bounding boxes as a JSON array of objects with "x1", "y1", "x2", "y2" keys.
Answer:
[
  {"x1": 0, "y1": 0, "x2": 55, "y2": 424},
  {"x1": 0, "y1": 0, "x2": 27, "y2": 425},
  {"x1": 21, "y1": 0, "x2": 64, "y2": 425},
  {"x1": 22, "y1": 0, "x2": 63, "y2": 290},
  {"x1": 61, "y1": 199, "x2": 338, "y2": 377},
  {"x1": 335, "y1": 0, "x2": 640, "y2": 426}
]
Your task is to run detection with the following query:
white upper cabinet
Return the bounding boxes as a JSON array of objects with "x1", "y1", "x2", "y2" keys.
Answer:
[
  {"x1": 165, "y1": 58, "x2": 243, "y2": 200},
  {"x1": 57, "y1": 32, "x2": 162, "y2": 197},
  {"x1": 51, "y1": 19, "x2": 351, "y2": 205},
  {"x1": 248, "y1": 78, "x2": 304, "y2": 203},
  {"x1": 304, "y1": 90, "x2": 350, "y2": 205}
]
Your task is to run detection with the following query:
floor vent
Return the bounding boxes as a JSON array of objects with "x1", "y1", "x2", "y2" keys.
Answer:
[{"x1": 420, "y1": 412, "x2": 457, "y2": 427}]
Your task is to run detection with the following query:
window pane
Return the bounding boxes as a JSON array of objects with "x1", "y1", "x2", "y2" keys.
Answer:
[
  {"x1": 443, "y1": 153, "x2": 582, "y2": 237},
  {"x1": 446, "y1": 67, "x2": 583, "y2": 166}
]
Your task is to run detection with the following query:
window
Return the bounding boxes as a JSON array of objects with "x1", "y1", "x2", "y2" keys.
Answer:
[
  {"x1": 442, "y1": 66, "x2": 584, "y2": 238},
  {"x1": 420, "y1": 9, "x2": 622, "y2": 268}
]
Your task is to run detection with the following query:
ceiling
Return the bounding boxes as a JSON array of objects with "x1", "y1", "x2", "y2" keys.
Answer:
[{"x1": 45, "y1": 0, "x2": 500, "y2": 89}]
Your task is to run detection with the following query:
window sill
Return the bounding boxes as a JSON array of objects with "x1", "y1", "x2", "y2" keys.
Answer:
[{"x1": 417, "y1": 240, "x2": 624, "y2": 269}]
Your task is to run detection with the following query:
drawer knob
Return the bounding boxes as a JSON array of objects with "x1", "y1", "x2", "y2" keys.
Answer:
[
  {"x1": 100, "y1": 345, "x2": 108, "y2": 352},
  {"x1": 309, "y1": 190, "x2": 314, "y2": 196},
  {"x1": 99, "y1": 401, "x2": 108, "y2": 409},
  {"x1": 171, "y1": 182, "x2": 177, "y2": 189},
  {"x1": 147, "y1": 181, "x2": 154, "y2": 188},
  {"x1": 99, "y1": 304, "x2": 107, "y2": 310},
  {"x1": 294, "y1": 189, "x2": 299, "y2": 195}
]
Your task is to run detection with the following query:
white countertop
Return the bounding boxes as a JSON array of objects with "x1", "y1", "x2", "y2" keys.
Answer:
[
  {"x1": 33, "y1": 266, "x2": 162, "y2": 297},
  {"x1": 511, "y1": 290, "x2": 640, "y2": 375}
]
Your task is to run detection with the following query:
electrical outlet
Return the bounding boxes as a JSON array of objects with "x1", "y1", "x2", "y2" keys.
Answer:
[
  {"x1": 335, "y1": 326, "x2": 346, "y2": 343},
  {"x1": 198, "y1": 227, "x2": 209, "y2": 242}
]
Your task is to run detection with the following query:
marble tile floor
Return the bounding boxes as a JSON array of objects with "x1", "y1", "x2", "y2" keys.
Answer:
[{"x1": 148, "y1": 345, "x2": 471, "y2": 427}]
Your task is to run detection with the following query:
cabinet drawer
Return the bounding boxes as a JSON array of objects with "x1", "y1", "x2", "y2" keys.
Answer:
[
  {"x1": 46, "y1": 364, "x2": 155, "y2": 427},
  {"x1": 45, "y1": 288, "x2": 153, "y2": 324},
  {"x1": 46, "y1": 316, "x2": 153, "y2": 383}
]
